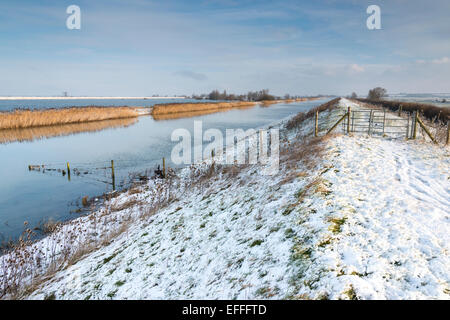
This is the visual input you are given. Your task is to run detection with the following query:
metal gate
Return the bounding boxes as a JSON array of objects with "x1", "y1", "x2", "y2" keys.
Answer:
[{"x1": 342, "y1": 109, "x2": 412, "y2": 138}]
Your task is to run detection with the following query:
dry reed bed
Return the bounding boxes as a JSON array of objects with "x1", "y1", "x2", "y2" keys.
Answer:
[
  {"x1": 0, "y1": 117, "x2": 138, "y2": 144},
  {"x1": 151, "y1": 101, "x2": 257, "y2": 115},
  {"x1": 152, "y1": 104, "x2": 255, "y2": 121},
  {"x1": 0, "y1": 107, "x2": 140, "y2": 130},
  {"x1": 261, "y1": 97, "x2": 322, "y2": 107}
]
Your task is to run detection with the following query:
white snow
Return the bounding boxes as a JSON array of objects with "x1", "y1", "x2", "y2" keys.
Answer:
[{"x1": 2, "y1": 98, "x2": 449, "y2": 300}]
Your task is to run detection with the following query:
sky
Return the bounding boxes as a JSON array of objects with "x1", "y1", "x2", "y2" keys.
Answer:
[{"x1": 0, "y1": 0, "x2": 449, "y2": 97}]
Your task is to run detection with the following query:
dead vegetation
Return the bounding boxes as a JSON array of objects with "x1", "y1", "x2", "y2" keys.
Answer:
[
  {"x1": 0, "y1": 117, "x2": 138, "y2": 144},
  {"x1": 0, "y1": 175, "x2": 178, "y2": 299},
  {"x1": 285, "y1": 98, "x2": 340, "y2": 130},
  {"x1": 152, "y1": 104, "x2": 255, "y2": 121},
  {"x1": 0, "y1": 107, "x2": 140, "y2": 131},
  {"x1": 151, "y1": 101, "x2": 257, "y2": 116}
]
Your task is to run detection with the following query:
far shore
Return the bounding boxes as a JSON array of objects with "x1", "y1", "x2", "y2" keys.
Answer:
[{"x1": 0, "y1": 96, "x2": 186, "y2": 100}]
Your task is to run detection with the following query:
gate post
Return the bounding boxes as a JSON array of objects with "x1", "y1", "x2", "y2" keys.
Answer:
[
  {"x1": 347, "y1": 107, "x2": 351, "y2": 134},
  {"x1": 412, "y1": 111, "x2": 418, "y2": 139},
  {"x1": 406, "y1": 113, "x2": 410, "y2": 139},
  {"x1": 368, "y1": 110, "x2": 374, "y2": 135}
]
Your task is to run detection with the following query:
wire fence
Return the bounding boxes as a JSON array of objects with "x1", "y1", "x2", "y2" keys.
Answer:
[
  {"x1": 320, "y1": 107, "x2": 449, "y2": 145},
  {"x1": 27, "y1": 157, "x2": 166, "y2": 190}
]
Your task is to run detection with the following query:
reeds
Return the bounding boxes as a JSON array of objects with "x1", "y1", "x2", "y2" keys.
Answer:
[
  {"x1": 0, "y1": 107, "x2": 140, "y2": 130},
  {"x1": 0, "y1": 117, "x2": 138, "y2": 144},
  {"x1": 151, "y1": 101, "x2": 257, "y2": 116},
  {"x1": 152, "y1": 104, "x2": 255, "y2": 121}
]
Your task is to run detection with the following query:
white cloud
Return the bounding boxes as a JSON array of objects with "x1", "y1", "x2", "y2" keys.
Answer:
[
  {"x1": 432, "y1": 57, "x2": 449, "y2": 64},
  {"x1": 350, "y1": 64, "x2": 365, "y2": 73}
]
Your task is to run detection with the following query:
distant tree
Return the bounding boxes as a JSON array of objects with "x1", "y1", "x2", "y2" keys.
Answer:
[
  {"x1": 284, "y1": 94, "x2": 291, "y2": 99},
  {"x1": 367, "y1": 87, "x2": 387, "y2": 101},
  {"x1": 208, "y1": 90, "x2": 220, "y2": 100},
  {"x1": 350, "y1": 92, "x2": 358, "y2": 99}
]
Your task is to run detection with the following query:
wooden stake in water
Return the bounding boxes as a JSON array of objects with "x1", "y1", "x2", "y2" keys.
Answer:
[
  {"x1": 111, "y1": 160, "x2": 115, "y2": 190},
  {"x1": 67, "y1": 162, "x2": 71, "y2": 181}
]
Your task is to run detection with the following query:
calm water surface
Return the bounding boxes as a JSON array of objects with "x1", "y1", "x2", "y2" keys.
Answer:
[{"x1": 0, "y1": 98, "x2": 330, "y2": 242}]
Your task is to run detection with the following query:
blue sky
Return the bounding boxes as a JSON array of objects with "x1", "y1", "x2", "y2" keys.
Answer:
[{"x1": 0, "y1": 0, "x2": 449, "y2": 96}]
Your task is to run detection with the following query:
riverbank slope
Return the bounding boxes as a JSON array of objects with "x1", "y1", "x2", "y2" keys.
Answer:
[{"x1": 1, "y1": 98, "x2": 448, "y2": 299}]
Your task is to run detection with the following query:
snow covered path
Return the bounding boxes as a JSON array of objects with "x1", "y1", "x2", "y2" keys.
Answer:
[
  {"x1": 299, "y1": 135, "x2": 450, "y2": 299},
  {"x1": 21, "y1": 100, "x2": 450, "y2": 300}
]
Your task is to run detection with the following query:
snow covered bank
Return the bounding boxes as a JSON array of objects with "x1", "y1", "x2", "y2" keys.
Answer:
[{"x1": 3, "y1": 98, "x2": 449, "y2": 300}]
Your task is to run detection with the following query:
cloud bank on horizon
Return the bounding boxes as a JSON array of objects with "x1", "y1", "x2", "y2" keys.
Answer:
[{"x1": 0, "y1": 0, "x2": 449, "y2": 96}]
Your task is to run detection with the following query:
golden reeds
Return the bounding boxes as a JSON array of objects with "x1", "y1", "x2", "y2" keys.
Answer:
[
  {"x1": 152, "y1": 103, "x2": 256, "y2": 121},
  {"x1": 151, "y1": 101, "x2": 257, "y2": 116},
  {"x1": 0, "y1": 117, "x2": 138, "y2": 144},
  {"x1": 0, "y1": 107, "x2": 140, "y2": 130}
]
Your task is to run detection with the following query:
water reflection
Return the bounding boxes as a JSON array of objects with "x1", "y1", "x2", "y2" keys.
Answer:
[{"x1": 0, "y1": 118, "x2": 138, "y2": 144}]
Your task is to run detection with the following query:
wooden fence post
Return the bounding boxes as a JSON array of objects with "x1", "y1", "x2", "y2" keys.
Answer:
[
  {"x1": 67, "y1": 162, "x2": 71, "y2": 181},
  {"x1": 446, "y1": 121, "x2": 449, "y2": 145},
  {"x1": 326, "y1": 112, "x2": 348, "y2": 135},
  {"x1": 412, "y1": 111, "x2": 418, "y2": 139},
  {"x1": 314, "y1": 111, "x2": 319, "y2": 137},
  {"x1": 111, "y1": 160, "x2": 115, "y2": 190},
  {"x1": 406, "y1": 113, "x2": 410, "y2": 139},
  {"x1": 347, "y1": 107, "x2": 351, "y2": 134},
  {"x1": 398, "y1": 104, "x2": 402, "y2": 117},
  {"x1": 416, "y1": 116, "x2": 437, "y2": 144}
]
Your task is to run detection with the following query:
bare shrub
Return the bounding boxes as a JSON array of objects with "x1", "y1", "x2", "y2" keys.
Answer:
[{"x1": 357, "y1": 98, "x2": 449, "y2": 123}]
